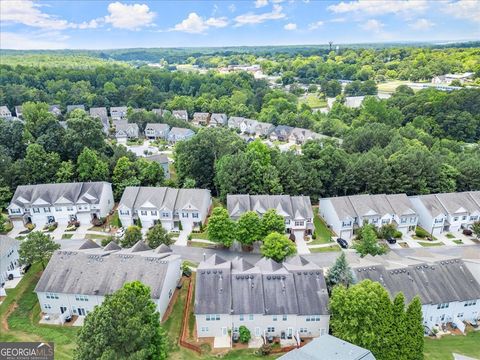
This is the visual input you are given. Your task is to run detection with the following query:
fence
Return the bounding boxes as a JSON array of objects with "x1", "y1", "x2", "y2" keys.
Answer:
[{"x1": 179, "y1": 276, "x2": 202, "y2": 355}]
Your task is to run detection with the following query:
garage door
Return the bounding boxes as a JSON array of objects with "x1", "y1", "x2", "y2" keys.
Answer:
[
  {"x1": 340, "y1": 230, "x2": 352, "y2": 240},
  {"x1": 432, "y1": 226, "x2": 442, "y2": 235},
  {"x1": 76, "y1": 213, "x2": 91, "y2": 226}
]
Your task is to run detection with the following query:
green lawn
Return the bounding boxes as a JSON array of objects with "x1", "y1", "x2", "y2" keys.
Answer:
[
  {"x1": 424, "y1": 331, "x2": 480, "y2": 360},
  {"x1": 311, "y1": 212, "x2": 334, "y2": 245},
  {"x1": 61, "y1": 233, "x2": 74, "y2": 239},
  {"x1": 309, "y1": 245, "x2": 341, "y2": 253},
  {"x1": 191, "y1": 231, "x2": 209, "y2": 240},
  {"x1": 418, "y1": 241, "x2": 445, "y2": 247},
  {"x1": 446, "y1": 233, "x2": 455, "y2": 239},
  {"x1": 84, "y1": 233, "x2": 110, "y2": 240},
  {"x1": 377, "y1": 80, "x2": 411, "y2": 93},
  {"x1": 110, "y1": 211, "x2": 122, "y2": 228},
  {"x1": 0, "y1": 263, "x2": 78, "y2": 360},
  {"x1": 187, "y1": 240, "x2": 218, "y2": 249},
  {"x1": 299, "y1": 94, "x2": 327, "y2": 108}
]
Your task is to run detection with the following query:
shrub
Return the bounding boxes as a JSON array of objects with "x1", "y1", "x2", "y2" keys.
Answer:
[
  {"x1": 393, "y1": 230, "x2": 403, "y2": 239},
  {"x1": 26, "y1": 223, "x2": 36, "y2": 231},
  {"x1": 257, "y1": 343, "x2": 272, "y2": 356},
  {"x1": 239, "y1": 325, "x2": 251, "y2": 343},
  {"x1": 312, "y1": 232, "x2": 317, "y2": 240},
  {"x1": 415, "y1": 227, "x2": 429, "y2": 238}
]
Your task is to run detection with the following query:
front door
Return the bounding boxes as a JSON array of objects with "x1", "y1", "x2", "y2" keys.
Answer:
[
  {"x1": 221, "y1": 327, "x2": 227, "y2": 336},
  {"x1": 78, "y1": 308, "x2": 86, "y2": 316},
  {"x1": 60, "y1": 306, "x2": 67, "y2": 314},
  {"x1": 255, "y1": 327, "x2": 261, "y2": 337},
  {"x1": 287, "y1": 328, "x2": 293, "y2": 338}
]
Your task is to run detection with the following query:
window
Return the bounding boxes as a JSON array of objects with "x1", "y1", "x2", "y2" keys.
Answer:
[
  {"x1": 273, "y1": 316, "x2": 277, "y2": 321},
  {"x1": 248, "y1": 314, "x2": 254, "y2": 321},
  {"x1": 299, "y1": 328, "x2": 308, "y2": 334},
  {"x1": 464, "y1": 300, "x2": 477, "y2": 307},
  {"x1": 371, "y1": 218, "x2": 378, "y2": 224},
  {"x1": 169, "y1": 289, "x2": 172, "y2": 299},
  {"x1": 239, "y1": 315, "x2": 244, "y2": 321},
  {"x1": 44, "y1": 304, "x2": 52, "y2": 309},
  {"x1": 182, "y1": 212, "x2": 189, "y2": 218},
  {"x1": 342, "y1": 221, "x2": 352, "y2": 227},
  {"x1": 201, "y1": 327, "x2": 208, "y2": 332},
  {"x1": 192, "y1": 213, "x2": 199, "y2": 219},
  {"x1": 401, "y1": 218, "x2": 407, "y2": 224},
  {"x1": 151, "y1": 211, "x2": 157, "y2": 216},
  {"x1": 471, "y1": 216, "x2": 479, "y2": 221},
  {"x1": 453, "y1": 217, "x2": 459, "y2": 221},
  {"x1": 162, "y1": 212, "x2": 170, "y2": 218},
  {"x1": 410, "y1": 217, "x2": 416, "y2": 223},
  {"x1": 285, "y1": 219, "x2": 290, "y2": 225},
  {"x1": 295, "y1": 221, "x2": 304, "y2": 226},
  {"x1": 67, "y1": 206, "x2": 74, "y2": 211},
  {"x1": 382, "y1": 219, "x2": 389, "y2": 224},
  {"x1": 33, "y1": 208, "x2": 40, "y2": 213},
  {"x1": 10, "y1": 208, "x2": 21, "y2": 214},
  {"x1": 44, "y1": 207, "x2": 51, "y2": 213},
  {"x1": 462, "y1": 215, "x2": 467, "y2": 220},
  {"x1": 46, "y1": 293, "x2": 59, "y2": 299},
  {"x1": 75, "y1": 295, "x2": 88, "y2": 302},
  {"x1": 267, "y1": 327, "x2": 275, "y2": 333},
  {"x1": 437, "y1": 303, "x2": 449, "y2": 309},
  {"x1": 435, "y1": 218, "x2": 443, "y2": 223},
  {"x1": 457, "y1": 313, "x2": 464, "y2": 318},
  {"x1": 206, "y1": 315, "x2": 211, "y2": 321},
  {"x1": 55, "y1": 207, "x2": 62, "y2": 211},
  {"x1": 282, "y1": 315, "x2": 287, "y2": 321},
  {"x1": 119, "y1": 209, "x2": 130, "y2": 216},
  {"x1": 216, "y1": 314, "x2": 220, "y2": 320},
  {"x1": 141, "y1": 211, "x2": 147, "y2": 216}
]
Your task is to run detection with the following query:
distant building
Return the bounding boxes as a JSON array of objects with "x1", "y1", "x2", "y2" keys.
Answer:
[
  {"x1": 113, "y1": 120, "x2": 139, "y2": 141},
  {"x1": 432, "y1": 72, "x2": 474, "y2": 85},
  {"x1": 279, "y1": 334, "x2": 375, "y2": 360},
  {"x1": 35, "y1": 240, "x2": 181, "y2": 321},
  {"x1": 167, "y1": 127, "x2": 195, "y2": 144},
  {"x1": 172, "y1": 110, "x2": 188, "y2": 122},
  {"x1": 48, "y1": 105, "x2": 62, "y2": 117},
  {"x1": 192, "y1": 112, "x2": 211, "y2": 126},
  {"x1": 209, "y1": 113, "x2": 228, "y2": 127},
  {"x1": 14, "y1": 105, "x2": 23, "y2": 119},
  {"x1": 270, "y1": 125, "x2": 294, "y2": 142},
  {"x1": 110, "y1": 106, "x2": 128, "y2": 121},
  {"x1": 89, "y1": 107, "x2": 109, "y2": 135},
  {"x1": 0, "y1": 106, "x2": 13, "y2": 120},
  {"x1": 144, "y1": 123, "x2": 170, "y2": 140},
  {"x1": 0, "y1": 235, "x2": 21, "y2": 296},
  {"x1": 145, "y1": 154, "x2": 170, "y2": 179}
]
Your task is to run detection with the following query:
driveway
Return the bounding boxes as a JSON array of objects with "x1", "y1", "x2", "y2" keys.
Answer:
[
  {"x1": 174, "y1": 224, "x2": 192, "y2": 246},
  {"x1": 294, "y1": 231, "x2": 310, "y2": 254}
]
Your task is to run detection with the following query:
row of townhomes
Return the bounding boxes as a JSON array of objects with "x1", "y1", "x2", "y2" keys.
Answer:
[
  {"x1": 194, "y1": 255, "x2": 330, "y2": 340},
  {"x1": 35, "y1": 240, "x2": 181, "y2": 321},
  {"x1": 7, "y1": 182, "x2": 114, "y2": 228},
  {"x1": 346, "y1": 250, "x2": 480, "y2": 331},
  {"x1": 320, "y1": 191, "x2": 480, "y2": 240},
  {"x1": 227, "y1": 194, "x2": 314, "y2": 237},
  {"x1": 118, "y1": 186, "x2": 212, "y2": 231},
  {"x1": 0, "y1": 235, "x2": 21, "y2": 296},
  {"x1": 113, "y1": 120, "x2": 194, "y2": 144}
]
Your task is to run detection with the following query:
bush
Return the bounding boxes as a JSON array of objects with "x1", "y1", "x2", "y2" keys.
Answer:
[
  {"x1": 312, "y1": 232, "x2": 317, "y2": 240},
  {"x1": 92, "y1": 217, "x2": 105, "y2": 226},
  {"x1": 393, "y1": 230, "x2": 403, "y2": 239},
  {"x1": 101, "y1": 236, "x2": 118, "y2": 247},
  {"x1": 415, "y1": 227, "x2": 429, "y2": 238},
  {"x1": 239, "y1": 325, "x2": 251, "y2": 343},
  {"x1": 256, "y1": 343, "x2": 272, "y2": 356},
  {"x1": 26, "y1": 223, "x2": 36, "y2": 231}
]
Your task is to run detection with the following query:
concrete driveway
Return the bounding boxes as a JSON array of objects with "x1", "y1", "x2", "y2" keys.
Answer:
[{"x1": 294, "y1": 230, "x2": 310, "y2": 254}]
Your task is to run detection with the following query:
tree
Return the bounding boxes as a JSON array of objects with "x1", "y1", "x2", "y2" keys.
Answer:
[
  {"x1": 325, "y1": 253, "x2": 353, "y2": 292},
  {"x1": 18, "y1": 231, "x2": 60, "y2": 269},
  {"x1": 113, "y1": 156, "x2": 140, "y2": 199},
  {"x1": 472, "y1": 221, "x2": 480, "y2": 239},
  {"x1": 64, "y1": 115, "x2": 105, "y2": 159},
  {"x1": 182, "y1": 177, "x2": 196, "y2": 189},
  {"x1": 120, "y1": 226, "x2": 143, "y2": 248},
  {"x1": 0, "y1": 186, "x2": 12, "y2": 210},
  {"x1": 146, "y1": 223, "x2": 173, "y2": 248},
  {"x1": 75, "y1": 281, "x2": 168, "y2": 360},
  {"x1": 377, "y1": 223, "x2": 396, "y2": 240},
  {"x1": 56, "y1": 161, "x2": 75, "y2": 183},
  {"x1": 391, "y1": 293, "x2": 407, "y2": 359},
  {"x1": 261, "y1": 232, "x2": 296, "y2": 262},
  {"x1": 236, "y1": 211, "x2": 262, "y2": 246},
  {"x1": 18, "y1": 143, "x2": 61, "y2": 185},
  {"x1": 355, "y1": 224, "x2": 386, "y2": 257},
  {"x1": 77, "y1": 148, "x2": 110, "y2": 182},
  {"x1": 405, "y1": 296, "x2": 424, "y2": 359},
  {"x1": 260, "y1": 209, "x2": 286, "y2": 238},
  {"x1": 0, "y1": 215, "x2": 8, "y2": 233},
  {"x1": 207, "y1": 207, "x2": 236, "y2": 247},
  {"x1": 136, "y1": 158, "x2": 165, "y2": 187},
  {"x1": 239, "y1": 325, "x2": 251, "y2": 343},
  {"x1": 329, "y1": 280, "x2": 394, "y2": 360}
]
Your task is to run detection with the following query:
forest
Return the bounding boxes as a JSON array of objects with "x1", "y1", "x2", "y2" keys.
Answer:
[{"x1": 0, "y1": 44, "x2": 479, "y2": 207}]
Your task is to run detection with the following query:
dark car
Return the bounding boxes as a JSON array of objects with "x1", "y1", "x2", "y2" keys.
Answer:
[
  {"x1": 386, "y1": 236, "x2": 396, "y2": 244},
  {"x1": 463, "y1": 229, "x2": 473, "y2": 236},
  {"x1": 336, "y1": 238, "x2": 348, "y2": 249}
]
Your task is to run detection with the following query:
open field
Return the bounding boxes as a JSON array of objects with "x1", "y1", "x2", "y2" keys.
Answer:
[{"x1": 424, "y1": 331, "x2": 480, "y2": 360}]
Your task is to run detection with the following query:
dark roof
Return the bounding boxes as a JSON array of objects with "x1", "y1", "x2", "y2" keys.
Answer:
[
  {"x1": 354, "y1": 259, "x2": 480, "y2": 304},
  {"x1": 78, "y1": 239, "x2": 101, "y2": 250},
  {"x1": 103, "y1": 241, "x2": 121, "y2": 251},
  {"x1": 195, "y1": 255, "x2": 329, "y2": 316}
]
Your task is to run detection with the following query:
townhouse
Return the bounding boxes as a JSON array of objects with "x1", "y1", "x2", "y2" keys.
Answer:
[
  {"x1": 167, "y1": 127, "x2": 195, "y2": 144},
  {"x1": 110, "y1": 106, "x2": 128, "y2": 121},
  {"x1": 209, "y1": 113, "x2": 228, "y2": 127},
  {"x1": 192, "y1": 112, "x2": 210, "y2": 126},
  {"x1": 195, "y1": 255, "x2": 330, "y2": 341},
  {"x1": 35, "y1": 240, "x2": 181, "y2": 321},
  {"x1": 145, "y1": 154, "x2": 171, "y2": 179},
  {"x1": 89, "y1": 107, "x2": 109, "y2": 135},
  {"x1": 227, "y1": 194, "x2": 314, "y2": 236},
  {"x1": 0, "y1": 235, "x2": 21, "y2": 296},
  {"x1": 349, "y1": 252, "x2": 480, "y2": 331},
  {"x1": 410, "y1": 191, "x2": 480, "y2": 235},
  {"x1": 152, "y1": 108, "x2": 167, "y2": 117},
  {"x1": 254, "y1": 122, "x2": 275, "y2": 138},
  {"x1": 118, "y1": 186, "x2": 211, "y2": 231},
  {"x1": 0, "y1": 106, "x2": 13, "y2": 120},
  {"x1": 7, "y1": 182, "x2": 114, "y2": 228},
  {"x1": 228, "y1": 117, "x2": 274, "y2": 138},
  {"x1": 113, "y1": 120, "x2": 140, "y2": 141},
  {"x1": 270, "y1": 125, "x2": 294, "y2": 142},
  {"x1": 14, "y1": 105, "x2": 23, "y2": 119},
  {"x1": 319, "y1": 194, "x2": 418, "y2": 240},
  {"x1": 172, "y1": 110, "x2": 188, "y2": 122},
  {"x1": 144, "y1": 123, "x2": 170, "y2": 140}
]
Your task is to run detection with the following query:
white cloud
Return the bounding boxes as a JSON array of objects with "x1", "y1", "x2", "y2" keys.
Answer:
[
  {"x1": 1, "y1": 0, "x2": 73, "y2": 30},
  {"x1": 229, "y1": 4, "x2": 237, "y2": 12},
  {"x1": 255, "y1": 0, "x2": 269, "y2": 8},
  {"x1": 442, "y1": 0, "x2": 480, "y2": 23},
  {"x1": 284, "y1": 22, "x2": 297, "y2": 30},
  {"x1": 172, "y1": 13, "x2": 228, "y2": 33},
  {"x1": 328, "y1": 0, "x2": 428, "y2": 15},
  {"x1": 330, "y1": 17, "x2": 346, "y2": 23},
  {"x1": 361, "y1": 19, "x2": 384, "y2": 33},
  {"x1": 0, "y1": 31, "x2": 69, "y2": 49},
  {"x1": 234, "y1": 4, "x2": 286, "y2": 26},
  {"x1": 77, "y1": 18, "x2": 102, "y2": 29},
  {"x1": 104, "y1": 2, "x2": 156, "y2": 30},
  {"x1": 409, "y1": 18, "x2": 434, "y2": 30},
  {"x1": 309, "y1": 20, "x2": 324, "y2": 30}
]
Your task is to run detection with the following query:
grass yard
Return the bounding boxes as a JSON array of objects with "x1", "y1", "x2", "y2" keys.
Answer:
[
  {"x1": 191, "y1": 231, "x2": 209, "y2": 240},
  {"x1": 84, "y1": 233, "x2": 111, "y2": 240},
  {"x1": 424, "y1": 331, "x2": 480, "y2": 360},
  {"x1": 110, "y1": 210, "x2": 122, "y2": 228},
  {"x1": 61, "y1": 233, "x2": 74, "y2": 239},
  {"x1": 299, "y1": 94, "x2": 327, "y2": 108},
  {"x1": 452, "y1": 239, "x2": 463, "y2": 245},
  {"x1": 311, "y1": 210, "x2": 334, "y2": 245},
  {"x1": 446, "y1": 233, "x2": 455, "y2": 239},
  {"x1": 418, "y1": 241, "x2": 445, "y2": 247},
  {"x1": 187, "y1": 240, "x2": 218, "y2": 249},
  {"x1": 377, "y1": 80, "x2": 411, "y2": 93},
  {"x1": 309, "y1": 245, "x2": 341, "y2": 253},
  {"x1": 0, "y1": 263, "x2": 78, "y2": 360}
]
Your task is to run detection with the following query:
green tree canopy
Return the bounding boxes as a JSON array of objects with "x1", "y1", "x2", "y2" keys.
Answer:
[
  {"x1": 235, "y1": 211, "x2": 262, "y2": 246},
  {"x1": 145, "y1": 223, "x2": 173, "y2": 248},
  {"x1": 325, "y1": 253, "x2": 354, "y2": 292},
  {"x1": 207, "y1": 207, "x2": 236, "y2": 247},
  {"x1": 75, "y1": 281, "x2": 168, "y2": 360},
  {"x1": 18, "y1": 231, "x2": 60, "y2": 269},
  {"x1": 355, "y1": 224, "x2": 386, "y2": 257},
  {"x1": 120, "y1": 225, "x2": 143, "y2": 248},
  {"x1": 260, "y1": 232, "x2": 296, "y2": 262},
  {"x1": 260, "y1": 209, "x2": 286, "y2": 238}
]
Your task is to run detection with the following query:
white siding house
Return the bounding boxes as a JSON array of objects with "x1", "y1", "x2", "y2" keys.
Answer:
[
  {"x1": 0, "y1": 235, "x2": 21, "y2": 296},
  {"x1": 7, "y1": 182, "x2": 114, "y2": 229},
  {"x1": 118, "y1": 186, "x2": 211, "y2": 231},
  {"x1": 195, "y1": 255, "x2": 330, "y2": 343},
  {"x1": 35, "y1": 240, "x2": 181, "y2": 321},
  {"x1": 144, "y1": 123, "x2": 170, "y2": 140}
]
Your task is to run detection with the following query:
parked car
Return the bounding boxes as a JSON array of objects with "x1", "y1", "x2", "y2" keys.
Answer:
[
  {"x1": 463, "y1": 229, "x2": 473, "y2": 236},
  {"x1": 386, "y1": 236, "x2": 396, "y2": 244},
  {"x1": 336, "y1": 237, "x2": 348, "y2": 249}
]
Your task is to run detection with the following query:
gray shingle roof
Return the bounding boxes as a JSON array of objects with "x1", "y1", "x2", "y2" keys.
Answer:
[
  {"x1": 145, "y1": 154, "x2": 169, "y2": 165},
  {"x1": 0, "y1": 235, "x2": 18, "y2": 257},
  {"x1": 435, "y1": 192, "x2": 480, "y2": 214},
  {"x1": 279, "y1": 334, "x2": 376, "y2": 360},
  {"x1": 172, "y1": 110, "x2": 188, "y2": 120},
  {"x1": 78, "y1": 239, "x2": 101, "y2": 250},
  {"x1": 9, "y1": 182, "x2": 110, "y2": 208},
  {"x1": 168, "y1": 127, "x2": 194, "y2": 137},
  {"x1": 89, "y1": 107, "x2": 108, "y2": 120},
  {"x1": 354, "y1": 259, "x2": 480, "y2": 305},
  {"x1": 145, "y1": 123, "x2": 170, "y2": 132},
  {"x1": 227, "y1": 194, "x2": 313, "y2": 220},
  {"x1": 35, "y1": 244, "x2": 180, "y2": 298},
  {"x1": 195, "y1": 255, "x2": 329, "y2": 316},
  {"x1": 210, "y1": 113, "x2": 227, "y2": 125}
]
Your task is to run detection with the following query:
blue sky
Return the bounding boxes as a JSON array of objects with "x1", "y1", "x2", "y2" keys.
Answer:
[{"x1": 1, "y1": 0, "x2": 479, "y2": 49}]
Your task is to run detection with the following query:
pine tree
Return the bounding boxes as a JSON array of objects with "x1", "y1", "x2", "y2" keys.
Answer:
[
  {"x1": 391, "y1": 293, "x2": 407, "y2": 360},
  {"x1": 326, "y1": 252, "x2": 354, "y2": 292},
  {"x1": 405, "y1": 296, "x2": 424, "y2": 360}
]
